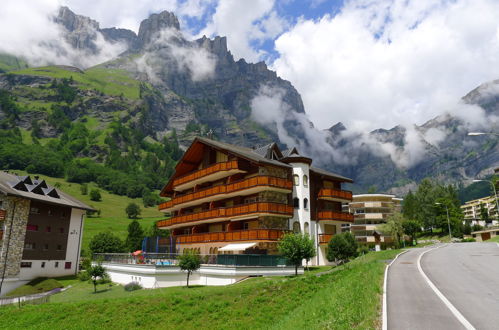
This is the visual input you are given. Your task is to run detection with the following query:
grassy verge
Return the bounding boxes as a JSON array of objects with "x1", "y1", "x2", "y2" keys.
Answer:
[
  {"x1": 5, "y1": 278, "x2": 64, "y2": 297},
  {"x1": 487, "y1": 236, "x2": 499, "y2": 243},
  {"x1": 0, "y1": 250, "x2": 400, "y2": 329}
]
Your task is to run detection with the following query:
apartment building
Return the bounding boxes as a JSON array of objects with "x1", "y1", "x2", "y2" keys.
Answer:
[
  {"x1": 0, "y1": 172, "x2": 93, "y2": 296},
  {"x1": 157, "y1": 137, "x2": 353, "y2": 265},
  {"x1": 346, "y1": 194, "x2": 402, "y2": 247},
  {"x1": 461, "y1": 196, "x2": 498, "y2": 226}
]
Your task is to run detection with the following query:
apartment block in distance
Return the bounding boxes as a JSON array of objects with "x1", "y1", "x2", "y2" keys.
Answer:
[
  {"x1": 461, "y1": 196, "x2": 498, "y2": 226},
  {"x1": 157, "y1": 137, "x2": 354, "y2": 265},
  {"x1": 346, "y1": 194, "x2": 402, "y2": 247},
  {"x1": 0, "y1": 172, "x2": 93, "y2": 296}
]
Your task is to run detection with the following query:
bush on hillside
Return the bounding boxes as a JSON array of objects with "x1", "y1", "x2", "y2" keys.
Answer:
[
  {"x1": 327, "y1": 232, "x2": 359, "y2": 264},
  {"x1": 124, "y1": 282, "x2": 142, "y2": 291},
  {"x1": 89, "y1": 231, "x2": 125, "y2": 254},
  {"x1": 90, "y1": 189, "x2": 102, "y2": 201},
  {"x1": 126, "y1": 203, "x2": 141, "y2": 219}
]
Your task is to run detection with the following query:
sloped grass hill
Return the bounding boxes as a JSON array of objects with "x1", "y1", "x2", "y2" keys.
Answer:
[
  {"x1": 0, "y1": 65, "x2": 182, "y2": 210},
  {"x1": 0, "y1": 250, "x2": 400, "y2": 329}
]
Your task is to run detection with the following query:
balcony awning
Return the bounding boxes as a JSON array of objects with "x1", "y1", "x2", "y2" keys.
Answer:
[{"x1": 219, "y1": 242, "x2": 257, "y2": 252}]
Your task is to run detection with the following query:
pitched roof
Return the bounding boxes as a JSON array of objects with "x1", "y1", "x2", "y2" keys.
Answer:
[
  {"x1": 0, "y1": 172, "x2": 94, "y2": 211},
  {"x1": 195, "y1": 137, "x2": 290, "y2": 168},
  {"x1": 310, "y1": 166, "x2": 353, "y2": 183}
]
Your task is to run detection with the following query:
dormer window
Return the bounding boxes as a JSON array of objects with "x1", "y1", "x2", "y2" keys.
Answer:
[{"x1": 293, "y1": 174, "x2": 299, "y2": 186}]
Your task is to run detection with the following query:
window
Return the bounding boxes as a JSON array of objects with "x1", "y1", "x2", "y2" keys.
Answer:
[
  {"x1": 293, "y1": 221, "x2": 301, "y2": 233},
  {"x1": 293, "y1": 197, "x2": 299, "y2": 208},
  {"x1": 24, "y1": 242, "x2": 35, "y2": 250},
  {"x1": 304, "y1": 198, "x2": 309, "y2": 210},
  {"x1": 43, "y1": 244, "x2": 49, "y2": 250},
  {"x1": 303, "y1": 175, "x2": 308, "y2": 187},
  {"x1": 26, "y1": 224, "x2": 38, "y2": 231},
  {"x1": 293, "y1": 174, "x2": 299, "y2": 186},
  {"x1": 30, "y1": 207, "x2": 40, "y2": 214},
  {"x1": 41, "y1": 262, "x2": 45, "y2": 268},
  {"x1": 243, "y1": 222, "x2": 249, "y2": 230},
  {"x1": 45, "y1": 226, "x2": 51, "y2": 233},
  {"x1": 65, "y1": 262, "x2": 72, "y2": 269},
  {"x1": 55, "y1": 262, "x2": 59, "y2": 268},
  {"x1": 304, "y1": 222, "x2": 310, "y2": 235},
  {"x1": 59, "y1": 227, "x2": 65, "y2": 234},
  {"x1": 56, "y1": 244, "x2": 63, "y2": 251},
  {"x1": 20, "y1": 262, "x2": 32, "y2": 268}
]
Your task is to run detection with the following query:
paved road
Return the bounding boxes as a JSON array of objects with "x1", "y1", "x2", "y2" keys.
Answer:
[{"x1": 387, "y1": 243, "x2": 499, "y2": 330}]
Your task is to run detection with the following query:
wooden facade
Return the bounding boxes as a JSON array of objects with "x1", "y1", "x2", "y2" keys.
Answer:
[{"x1": 157, "y1": 137, "x2": 353, "y2": 253}]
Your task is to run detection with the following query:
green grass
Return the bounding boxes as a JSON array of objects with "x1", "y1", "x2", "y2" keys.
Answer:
[
  {"x1": 487, "y1": 236, "x2": 499, "y2": 242},
  {"x1": 0, "y1": 250, "x2": 400, "y2": 329},
  {"x1": 12, "y1": 171, "x2": 164, "y2": 253},
  {"x1": 6, "y1": 278, "x2": 63, "y2": 297},
  {"x1": 11, "y1": 66, "x2": 141, "y2": 99}
]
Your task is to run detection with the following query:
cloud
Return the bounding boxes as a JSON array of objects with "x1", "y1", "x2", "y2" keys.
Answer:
[
  {"x1": 272, "y1": 0, "x2": 499, "y2": 131},
  {"x1": 135, "y1": 28, "x2": 217, "y2": 83},
  {"x1": 0, "y1": 0, "x2": 127, "y2": 68},
  {"x1": 199, "y1": 0, "x2": 288, "y2": 61}
]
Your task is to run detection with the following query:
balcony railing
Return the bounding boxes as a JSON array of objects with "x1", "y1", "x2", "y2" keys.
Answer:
[
  {"x1": 317, "y1": 189, "x2": 352, "y2": 201},
  {"x1": 317, "y1": 211, "x2": 354, "y2": 222},
  {"x1": 175, "y1": 229, "x2": 289, "y2": 244},
  {"x1": 157, "y1": 202, "x2": 293, "y2": 228},
  {"x1": 159, "y1": 176, "x2": 292, "y2": 211},
  {"x1": 318, "y1": 234, "x2": 334, "y2": 244},
  {"x1": 173, "y1": 160, "x2": 243, "y2": 188}
]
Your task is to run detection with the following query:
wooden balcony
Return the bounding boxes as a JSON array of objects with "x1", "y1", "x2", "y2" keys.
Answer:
[
  {"x1": 173, "y1": 160, "x2": 246, "y2": 191},
  {"x1": 318, "y1": 189, "x2": 352, "y2": 202},
  {"x1": 159, "y1": 176, "x2": 293, "y2": 212},
  {"x1": 317, "y1": 211, "x2": 354, "y2": 222},
  {"x1": 157, "y1": 202, "x2": 293, "y2": 228},
  {"x1": 318, "y1": 234, "x2": 334, "y2": 244},
  {"x1": 0, "y1": 209, "x2": 6, "y2": 221},
  {"x1": 175, "y1": 229, "x2": 289, "y2": 244}
]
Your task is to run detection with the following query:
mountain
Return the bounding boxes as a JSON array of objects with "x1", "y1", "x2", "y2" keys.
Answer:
[{"x1": 0, "y1": 7, "x2": 497, "y2": 198}]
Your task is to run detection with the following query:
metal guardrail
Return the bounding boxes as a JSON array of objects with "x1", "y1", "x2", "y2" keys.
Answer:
[
  {"x1": 0, "y1": 287, "x2": 61, "y2": 307},
  {"x1": 93, "y1": 253, "x2": 291, "y2": 267}
]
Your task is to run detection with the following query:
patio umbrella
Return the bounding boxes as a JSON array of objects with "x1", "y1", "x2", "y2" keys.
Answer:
[{"x1": 132, "y1": 250, "x2": 142, "y2": 256}]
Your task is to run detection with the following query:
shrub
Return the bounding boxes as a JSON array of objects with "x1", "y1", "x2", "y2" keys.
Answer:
[
  {"x1": 126, "y1": 203, "x2": 141, "y2": 219},
  {"x1": 80, "y1": 183, "x2": 88, "y2": 195},
  {"x1": 90, "y1": 189, "x2": 102, "y2": 202},
  {"x1": 124, "y1": 282, "x2": 142, "y2": 292},
  {"x1": 327, "y1": 232, "x2": 359, "y2": 264},
  {"x1": 78, "y1": 271, "x2": 91, "y2": 281},
  {"x1": 89, "y1": 231, "x2": 125, "y2": 254},
  {"x1": 472, "y1": 224, "x2": 483, "y2": 232},
  {"x1": 358, "y1": 245, "x2": 370, "y2": 255},
  {"x1": 461, "y1": 238, "x2": 476, "y2": 242}
]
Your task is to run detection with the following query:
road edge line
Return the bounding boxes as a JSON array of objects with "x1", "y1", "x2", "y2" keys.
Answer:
[
  {"x1": 382, "y1": 249, "x2": 408, "y2": 330},
  {"x1": 417, "y1": 246, "x2": 476, "y2": 330}
]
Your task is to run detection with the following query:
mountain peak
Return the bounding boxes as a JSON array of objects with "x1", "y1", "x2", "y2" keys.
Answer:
[{"x1": 138, "y1": 11, "x2": 180, "y2": 48}]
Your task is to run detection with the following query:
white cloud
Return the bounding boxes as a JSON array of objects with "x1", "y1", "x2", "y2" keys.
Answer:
[
  {"x1": 272, "y1": 0, "x2": 499, "y2": 131},
  {"x1": 0, "y1": 0, "x2": 127, "y2": 68},
  {"x1": 135, "y1": 28, "x2": 217, "y2": 83},
  {"x1": 199, "y1": 0, "x2": 287, "y2": 61}
]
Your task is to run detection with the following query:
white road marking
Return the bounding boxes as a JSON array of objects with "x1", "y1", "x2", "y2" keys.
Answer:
[
  {"x1": 382, "y1": 249, "x2": 408, "y2": 330},
  {"x1": 417, "y1": 246, "x2": 476, "y2": 330}
]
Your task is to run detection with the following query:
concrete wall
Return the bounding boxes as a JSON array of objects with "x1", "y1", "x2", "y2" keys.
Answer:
[{"x1": 102, "y1": 264, "x2": 302, "y2": 289}]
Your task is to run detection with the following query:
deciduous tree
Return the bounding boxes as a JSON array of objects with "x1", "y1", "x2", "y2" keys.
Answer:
[
  {"x1": 278, "y1": 233, "x2": 316, "y2": 275},
  {"x1": 178, "y1": 251, "x2": 201, "y2": 287},
  {"x1": 326, "y1": 232, "x2": 359, "y2": 264}
]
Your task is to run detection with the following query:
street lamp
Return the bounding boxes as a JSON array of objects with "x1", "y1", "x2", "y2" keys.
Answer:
[
  {"x1": 473, "y1": 179, "x2": 499, "y2": 223},
  {"x1": 435, "y1": 202, "x2": 452, "y2": 241},
  {"x1": 468, "y1": 132, "x2": 499, "y2": 136}
]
